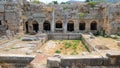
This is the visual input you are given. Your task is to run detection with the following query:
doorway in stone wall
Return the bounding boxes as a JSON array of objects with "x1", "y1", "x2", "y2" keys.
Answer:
[
  {"x1": 79, "y1": 22, "x2": 85, "y2": 30},
  {"x1": 25, "y1": 22, "x2": 29, "y2": 33},
  {"x1": 55, "y1": 21, "x2": 63, "y2": 32},
  {"x1": 43, "y1": 21, "x2": 51, "y2": 31},
  {"x1": 33, "y1": 23, "x2": 39, "y2": 32},
  {"x1": 67, "y1": 22, "x2": 74, "y2": 32},
  {"x1": 90, "y1": 21, "x2": 97, "y2": 30}
]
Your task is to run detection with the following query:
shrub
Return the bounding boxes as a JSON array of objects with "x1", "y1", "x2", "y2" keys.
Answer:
[
  {"x1": 55, "y1": 50, "x2": 61, "y2": 54},
  {"x1": 79, "y1": 13, "x2": 86, "y2": 19},
  {"x1": 64, "y1": 42, "x2": 71, "y2": 49},
  {"x1": 71, "y1": 51, "x2": 78, "y2": 55},
  {"x1": 87, "y1": 2, "x2": 96, "y2": 8}
]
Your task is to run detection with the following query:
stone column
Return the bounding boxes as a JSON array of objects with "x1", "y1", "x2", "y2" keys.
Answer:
[
  {"x1": 64, "y1": 13, "x2": 67, "y2": 33},
  {"x1": 74, "y1": 20, "x2": 79, "y2": 32},
  {"x1": 51, "y1": 8, "x2": 55, "y2": 33},
  {"x1": 64, "y1": 21, "x2": 67, "y2": 33},
  {"x1": 39, "y1": 22, "x2": 43, "y2": 32},
  {"x1": 86, "y1": 21, "x2": 90, "y2": 32}
]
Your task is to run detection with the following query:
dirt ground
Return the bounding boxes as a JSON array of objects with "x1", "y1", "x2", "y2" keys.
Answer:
[
  {"x1": 38, "y1": 40, "x2": 87, "y2": 56},
  {"x1": 96, "y1": 36, "x2": 120, "y2": 51}
]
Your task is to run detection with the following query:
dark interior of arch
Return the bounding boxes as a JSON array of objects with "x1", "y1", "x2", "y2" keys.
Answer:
[
  {"x1": 67, "y1": 23, "x2": 74, "y2": 31},
  {"x1": 91, "y1": 22, "x2": 97, "y2": 30},
  {"x1": 79, "y1": 23, "x2": 85, "y2": 30},
  {"x1": 33, "y1": 23, "x2": 39, "y2": 32},
  {"x1": 56, "y1": 21, "x2": 62, "y2": 28},
  {"x1": 43, "y1": 21, "x2": 51, "y2": 31}
]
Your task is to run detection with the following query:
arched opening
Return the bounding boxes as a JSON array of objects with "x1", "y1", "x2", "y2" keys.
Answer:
[
  {"x1": 56, "y1": 21, "x2": 62, "y2": 28},
  {"x1": 0, "y1": 21, "x2": 1, "y2": 25},
  {"x1": 32, "y1": 22, "x2": 39, "y2": 32},
  {"x1": 43, "y1": 21, "x2": 51, "y2": 31},
  {"x1": 67, "y1": 21, "x2": 74, "y2": 32},
  {"x1": 79, "y1": 22, "x2": 85, "y2": 30},
  {"x1": 91, "y1": 21, "x2": 97, "y2": 30},
  {"x1": 25, "y1": 22, "x2": 29, "y2": 33}
]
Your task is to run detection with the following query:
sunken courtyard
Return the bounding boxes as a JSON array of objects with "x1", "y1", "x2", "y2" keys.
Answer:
[{"x1": 0, "y1": 0, "x2": 120, "y2": 68}]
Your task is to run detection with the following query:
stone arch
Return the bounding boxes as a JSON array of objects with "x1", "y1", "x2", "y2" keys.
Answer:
[
  {"x1": 90, "y1": 21, "x2": 97, "y2": 30},
  {"x1": 25, "y1": 19, "x2": 39, "y2": 33},
  {"x1": 67, "y1": 21, "x2": 74, "y2": 32},
  {"x1": 79, "y1": 21, "x2": 86, "y2": 30},
  {"x1": 43, "y1": 21, "x2": 51, "y2": 31},
  {"x1": 55, "y1": 21, "x2": 62, "y2": 28}
]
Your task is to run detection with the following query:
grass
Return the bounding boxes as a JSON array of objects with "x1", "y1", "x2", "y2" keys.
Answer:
[{"x1": 55, "y1": 50, "x2": 61, "y2": 54}]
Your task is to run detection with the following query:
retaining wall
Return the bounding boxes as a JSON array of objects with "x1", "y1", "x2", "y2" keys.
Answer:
[
  {"x1": 47, "y1": 52, "x2": 120, "y2": 68},
  {"x1": 48, "y1": 33, "x2": 81, "y2": 40},
  {"x1": 0, "y1": 54, "x2": 35, "y2": 68}
]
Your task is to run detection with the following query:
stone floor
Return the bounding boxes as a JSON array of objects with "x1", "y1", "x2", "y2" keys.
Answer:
[{"x1": 81, "y1": 34, "x2": 120, "y2": 57}]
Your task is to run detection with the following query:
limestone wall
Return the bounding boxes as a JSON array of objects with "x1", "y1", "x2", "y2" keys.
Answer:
[
  {"x1": 0, "y1": 54, "x2": 35, "y2": 68},
  {"x1": 48, "y1": 33, "x2": 81, "y2": 40},
  {"x1": 47, "y1": 52, "x2": 120, "y2": 68}
]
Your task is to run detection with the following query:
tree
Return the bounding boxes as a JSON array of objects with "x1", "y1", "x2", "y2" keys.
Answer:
[
  {"x1": 52, "y1": 1, "x2": 58, "y2": 4},
  {"x1": 61, "y1": 2, "x2": 66, "y2": 4},
  {"x1": 85, "y1": 0, "x2": 90, "y2": 2},
  {"x1": 87, "y1": 2, "x2": 96, "y2": 8}
]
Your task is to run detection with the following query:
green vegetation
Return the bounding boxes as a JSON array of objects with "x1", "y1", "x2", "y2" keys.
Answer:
[
  {"x1": 63, "y1": 40, "x2": 81, "y2": 55},
  {"x1": 87, "y1": 2, "x2": 96, "y2": 8},
  {"x1": 71, "y1": 51, "x2": 78, "y2": 55},
  {"x1": 85, "y1": 0, "x2": 90, "y2": 2},
  {"x1": 30, "y1": 0, "x2": 40, "y2": 4},
  {"x1": 63, "y1": 40, "x2": 80, "y2": 49},
  {"x1": 64, "y1": 42, "x2": 71, "y2": 49},
  {"x1": 79, "y1": 13, "x2": 86, "y2": 19},
  {"x1": 63, "y1": 7, "x2": 68, "y2": 10},
  {"x1": 55, "y1": 50, "x2": 61, "y2": 54},
  {"x1": 52, "y1": 1, "x2": 58, "y2": 4},
  {"x1": 53, "y1": 40, "x2": 88, "y2": 55},
  {"x1": 61, "y1": 2, "x2": 66, "y2": 4}
]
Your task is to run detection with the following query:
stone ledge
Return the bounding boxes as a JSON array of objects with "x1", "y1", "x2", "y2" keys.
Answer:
[{"x1": 0, "y1": 54, "x2": 35, "y2": 63}]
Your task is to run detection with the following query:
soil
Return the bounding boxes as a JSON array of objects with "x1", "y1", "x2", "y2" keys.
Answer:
[{"x1": 38, "y1": 40, "x2": 87, "y2": 56}]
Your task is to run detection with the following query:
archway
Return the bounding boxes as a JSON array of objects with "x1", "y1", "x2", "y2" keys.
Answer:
[
  {"x1": 0, "y1": 21, "x2": 1, "y2": 25},
  {"x1": 25, "y1": 22, "x2": 29, "y2": 33},
  {"x1": 90, "y1": 21, "x2": 97, "y2": 30},
  {"x1": 67, "y1": 21, "x2": 74, "y2": 32},
  {"x1": 32, "y1": 22, "x2": 39, "y2": 32},
  {"x1": 43, "y1": 21, "x2": 51, "y2": 31},
  {"x1": 56, "y1": 21, "x2": 62, "y2": 28},
  {"x1": 79, "y1": 22, "x2": 85, "y2": 30}
]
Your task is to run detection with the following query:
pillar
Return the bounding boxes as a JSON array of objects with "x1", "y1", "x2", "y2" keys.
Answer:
[{"x1": 51, "y1": 9, "x2": 55, "y2": 33}]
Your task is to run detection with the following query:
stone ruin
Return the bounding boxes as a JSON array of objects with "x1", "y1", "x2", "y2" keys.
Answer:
[{"x1": 47, "y1": 51, "x2": 120, "y2": 68}]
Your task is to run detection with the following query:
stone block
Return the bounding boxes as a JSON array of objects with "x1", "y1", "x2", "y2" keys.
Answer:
[
  {"x1": 117, "y1": 41, "x2": 120, "y2": 46},
  {"x1": 47, "y1": 57, "x2": 60, "y2": 68}
]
